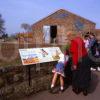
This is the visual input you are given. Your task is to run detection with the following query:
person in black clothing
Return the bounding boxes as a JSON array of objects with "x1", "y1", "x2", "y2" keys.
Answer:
[{"x1": 88, "y1": 33, "x2": 100, "y2": 71}]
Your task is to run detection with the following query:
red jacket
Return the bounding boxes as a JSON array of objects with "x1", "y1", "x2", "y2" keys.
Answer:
[{"x1": 70, "y1": 37, "x2": 87, "y2": 66}]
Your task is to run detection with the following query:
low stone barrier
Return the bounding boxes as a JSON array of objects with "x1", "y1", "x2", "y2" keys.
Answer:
[{"x1": 0, "y1": 61, "x2": 57, "y2": 100}]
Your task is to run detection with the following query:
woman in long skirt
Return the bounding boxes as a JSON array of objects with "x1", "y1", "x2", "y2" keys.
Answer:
[{"x1": 67, "y1": 31, "x2": 91, "y2": 96}]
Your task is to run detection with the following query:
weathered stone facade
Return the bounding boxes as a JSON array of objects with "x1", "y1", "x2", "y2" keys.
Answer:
[{"x1": 32, "y1": 9, "x2": 96, "y2": 44}]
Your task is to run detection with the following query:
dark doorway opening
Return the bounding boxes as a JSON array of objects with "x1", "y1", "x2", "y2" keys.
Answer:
[{"x1": 50, "y1": 25, "x2": 57, "y2": 43}]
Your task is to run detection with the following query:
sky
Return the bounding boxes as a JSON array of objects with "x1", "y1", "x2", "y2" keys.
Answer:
[{"x1": 0, "y1": 0, "x2": 100, "y2": 35}]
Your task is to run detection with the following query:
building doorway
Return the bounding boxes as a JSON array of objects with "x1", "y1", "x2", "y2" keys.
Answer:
[
  {"x1": 50, "y1": 25, "x2": 57, "y2": 43},
  {"x1": 43, "y1": 25, "x2": 57, "y2": 44}
]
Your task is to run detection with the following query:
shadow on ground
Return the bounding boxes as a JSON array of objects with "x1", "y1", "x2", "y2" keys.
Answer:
[{"x1": 89, "y1": 72, "x2": 99, "y2": 93}]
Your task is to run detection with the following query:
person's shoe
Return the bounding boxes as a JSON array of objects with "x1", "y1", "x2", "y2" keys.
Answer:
[
  {"x1": 49, "y1": 87, "x2": 59, "y2": 94},
  {"x1": 60, "y1": 89, "x2": 65, "y2": 93},
  {"x1": 91, "y1": 67, "x2": 96, "y2": 71},
  {"x1": 49, "y1": 87, "x2": 54, "y2": 93},
  {"x1": 97, "y1": 67, "x2": 100, "y2": 71},
  {"x1": 72, "y1": 88, "x2": 80, "y2": 94},
  {"x1": 83, "y1": 90, "x2": 88, "y2": 96}
]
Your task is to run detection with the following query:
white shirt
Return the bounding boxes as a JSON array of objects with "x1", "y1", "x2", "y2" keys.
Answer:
[
  {"x1": 84, "y1": 39, "x2": 89, "y2": 49},
  {"x1": 58, "y1": 53, "x2": 69, "y2": 63}
]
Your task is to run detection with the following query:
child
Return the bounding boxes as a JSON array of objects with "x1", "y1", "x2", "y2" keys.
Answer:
[
  {"x1": 50, "y1": 50, "x2": 69, "y2": 93},
  {"x1": 83, "y1": 34, "x2": 89, "y2": 51}
]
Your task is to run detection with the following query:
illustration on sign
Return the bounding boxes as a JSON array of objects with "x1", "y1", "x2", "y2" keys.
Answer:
[{"x1": 19, "y1": 49, "x2": 40, "y2": 65}]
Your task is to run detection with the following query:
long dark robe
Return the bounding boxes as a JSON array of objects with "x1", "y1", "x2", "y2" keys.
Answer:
[{"x1": 72, "y1": 55, "x2": 91, "y2": 89}]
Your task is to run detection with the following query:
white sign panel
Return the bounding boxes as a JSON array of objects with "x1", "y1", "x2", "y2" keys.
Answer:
[{"x1": 19, "y1": 47, "x2": 62, "y2": 65}]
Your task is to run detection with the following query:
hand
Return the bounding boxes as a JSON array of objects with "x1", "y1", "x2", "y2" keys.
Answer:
[{"x1": 73, "y1": 65, "x2": 77, "y2": 70}]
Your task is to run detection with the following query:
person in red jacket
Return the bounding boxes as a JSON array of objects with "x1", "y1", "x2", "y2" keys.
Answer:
[{"x1": 67, "y1": 31, "x2": 91, "y2": 96}]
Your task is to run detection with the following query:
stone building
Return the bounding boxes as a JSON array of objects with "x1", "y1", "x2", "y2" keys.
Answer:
[
  {"x1": 17, "y1": 32, "x2": 35, "y2": 43},
  {"x1": 94, "y1": 29, "x2": 100, "y2": 41},
  {"x1": 31, "y1": 9, "x2": 96, "y2": 45}
]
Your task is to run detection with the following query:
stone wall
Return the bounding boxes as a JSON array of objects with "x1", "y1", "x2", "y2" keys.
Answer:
[{"x1": 0, "y1": 62, "x2": 57, "y2": 100}]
